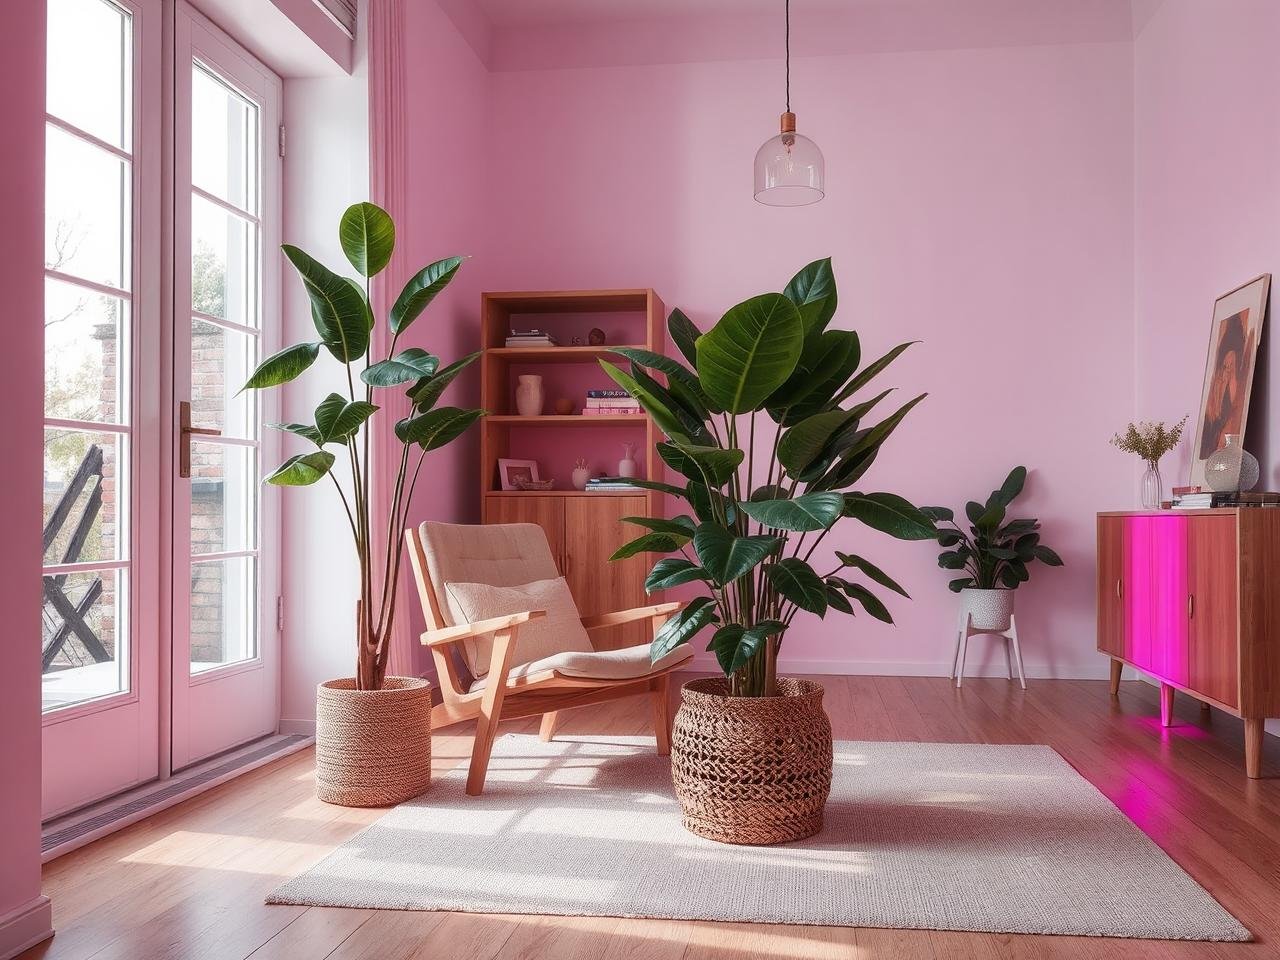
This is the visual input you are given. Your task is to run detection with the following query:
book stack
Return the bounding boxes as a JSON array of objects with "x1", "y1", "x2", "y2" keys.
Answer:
[
  {"x1": 583, "y1": 388, "x2": 640, "y2": 416},
  {"x1": 1171, "y1": 485, "x2": 1280, "y2": 509},
  {"x1": 505, "y1": 328, "x2": 560, "y2": 348},
  {"x1": 586, "y1": 476, "x2": 642, "y2": 493}
]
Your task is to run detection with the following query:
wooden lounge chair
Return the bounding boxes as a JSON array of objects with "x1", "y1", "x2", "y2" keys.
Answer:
[{"x1": 405, "y1": 521, "x2": 691, "y2": 795}]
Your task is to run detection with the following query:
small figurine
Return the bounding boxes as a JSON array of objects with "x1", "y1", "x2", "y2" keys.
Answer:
[{"x1": 588, "y1": 327, "x2": 606, "y2": 346}]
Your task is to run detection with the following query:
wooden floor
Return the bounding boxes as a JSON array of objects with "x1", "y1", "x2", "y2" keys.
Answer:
[{"x1": 21, "y1": 674, "x2": 1280, "y2": 959}]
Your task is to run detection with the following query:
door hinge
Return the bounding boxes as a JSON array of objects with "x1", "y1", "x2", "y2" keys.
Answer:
[
  {"x1": 278, "y1": 124, "x2": 286, "y2": 158},
  {"x1": 276, "y1": 596, "x2": 285, "y2": 633}
]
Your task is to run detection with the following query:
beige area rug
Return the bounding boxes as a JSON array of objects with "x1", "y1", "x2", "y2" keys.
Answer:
[{"x1": 268, "y1": 736, "x2": 1248, "y2": 941}]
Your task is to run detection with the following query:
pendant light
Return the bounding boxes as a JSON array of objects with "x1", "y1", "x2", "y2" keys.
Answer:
[{"x1": 754, "y1": 0, "x2": 825, "y2": 206}]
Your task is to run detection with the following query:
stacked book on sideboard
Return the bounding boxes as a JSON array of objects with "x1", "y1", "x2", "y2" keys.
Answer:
[
  {"x1": 505, "y1": 329, "x2": 560, "y2": 347},
  {"x1": 586, "y1": 476, "x2": 643, "y2": 493},
  {"x1": 583, "y1": 388, "x2": 640, "y2": 416},
  {"x1": 1171, "y1": 486, "x2": 1280, "y2": 509}
]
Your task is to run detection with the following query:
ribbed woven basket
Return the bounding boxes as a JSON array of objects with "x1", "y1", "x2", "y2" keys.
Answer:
[
  {"x1": 670, "y1": 677, "x2": 833, "y2": 845},
  {"x1": 315, "y1": 677, "x2": 432, "y2": 807}
]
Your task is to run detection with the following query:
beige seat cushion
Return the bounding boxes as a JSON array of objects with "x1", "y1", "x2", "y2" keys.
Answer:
[
  {"x1": 442, "y1": 577, "x2": 592, "y2": 678},
  {"x1": 469, "y1": 641, "x2": 695, "y2": 693}
]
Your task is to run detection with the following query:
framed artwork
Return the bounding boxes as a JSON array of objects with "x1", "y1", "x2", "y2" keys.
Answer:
[
  {"x1": 497, "y1": 458, "x2": 540, "y2": 491},
  {"x1": 1190, "y1": 274, "x2": 1271, "y2": 487}
]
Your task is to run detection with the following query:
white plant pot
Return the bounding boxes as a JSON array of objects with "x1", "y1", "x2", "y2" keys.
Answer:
[{"x1": 959, "y1": 588, "x2": 1014, "y2": 632}]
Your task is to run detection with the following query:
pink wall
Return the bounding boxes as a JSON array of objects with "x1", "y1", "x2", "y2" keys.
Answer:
[
  {"x1": 2, "y1": 2, "x2": 52, "y2": 955},
  {"x1": 1134, "y1": 0, "x2": 1280, "y2": 487},
  {"x1": 475, "y1": 41, "x2": 1136, "y2": 676},
  {"x1": 392, "y1": 0, "x2": 492, "y2": 671}
]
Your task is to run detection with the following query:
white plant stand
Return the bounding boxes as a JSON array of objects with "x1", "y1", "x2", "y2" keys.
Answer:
[{"x1": 951, "y1": 612, "x2": 1026, "y2": 689}]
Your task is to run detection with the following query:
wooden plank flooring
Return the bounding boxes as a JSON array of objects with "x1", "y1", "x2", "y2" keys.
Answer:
[{"x1": 20, "y1": 675, "x2": 1280, "y2": 959}]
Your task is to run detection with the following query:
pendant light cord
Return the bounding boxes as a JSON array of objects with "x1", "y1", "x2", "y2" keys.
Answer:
[{"x1": 785, "y1": 0, "x2": 791, "y2": 112}]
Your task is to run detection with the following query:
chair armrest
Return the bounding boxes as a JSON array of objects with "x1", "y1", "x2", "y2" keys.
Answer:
[
  {"x1": 581, "y1": 601, "x2": 684, "y2": 632},
  {"x1": 420, "y1": 609, "x2": 546, "y2": 649}
]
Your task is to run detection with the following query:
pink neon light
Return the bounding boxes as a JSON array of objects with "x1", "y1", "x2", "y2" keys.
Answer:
[{"x1": 1121, "y1": 515, "x2": 1189, "y2": 685}]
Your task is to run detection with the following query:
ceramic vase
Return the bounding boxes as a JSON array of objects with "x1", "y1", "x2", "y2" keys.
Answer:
[
  {"x1": 572, "y1": 465, "x2": 591, "y2": 490},
  {"x1": 515, "y1": 375, "x2": 544, "y2": 417},
  {"x1": 618, "y1": 442, "x2": 637, "y2": 478},
  {"x1": 1205, "y1": 434, "x2": 1259, "y2": 493}
]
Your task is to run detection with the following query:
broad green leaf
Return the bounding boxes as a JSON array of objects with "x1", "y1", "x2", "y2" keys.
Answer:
[
  {"x1": 613, "y1": 478, "x2": 690, "y2": 500},
  {"x1": 610, "y1": 531, "x2": 689, "y2": 560},
  {"x1": 696, "y1": 293, "x2": 803, "y2": 413},
  {"x1": 687, "y1": 481, "x2": 735, "y2": 525},
  {"x1": 835, "y1": 552, "x2": 910, "y2": 598},
  {"x1": 598, "y1": 361, "x2": 692, "y2": 443},
  {"x1": 709, "y1": 620, "x2": 785, "y2": 675},
  {"x1": 965, "y1": 501, "x2": 985, "y2": 527},
  {"x1": 667, "y1": 308, "x2": 702, "y2": 368},
  {"x1": 836, "y1": 341, "x2": 918, "y2": 404},
  {"x1": 920, "y1": 505, "x2": 954, "y2": 522},
  {"x1": 362, "y1": 347, "x2": 439, "y2": 386},
  {"x1": 339, "y1": 202, "x2": 395, "y2": 277},
  {"x1": 825, "y1": 585, "x2": 854, "y2": 614},
  {"x1": 314, "y1": 393, "x2": 379, "y2": 443},
  {"x1": 265, "y1": 451, "x2": 335, "y2": 486},
  {"x1": 612, "y1": 346, "x2": 717, "y2": 418},
  {"x1": 621, "y1": 515, "x2": 697, "y2": 537},
  {"x1": 778, "y1": 407, "x2": 860, "y2": 475},
  {"x1": 651, "y1": 597, "x2": 719, "y2": 661},
  {"x1": 408, "y1": 352, "x2": 480, "y2": 411},
  {"x1": 994, "y1": 466, "x2": 1027, "y2": 507},
  {"x1": 938, "y1": 550, "x2": 969, "y2": 569},
  {"x1": 766, "y1": 558, "x2": 828, "y2": 615},
  {"x1": 693, "y1": 523, "x2": 780, "y2": 585},
  {"x1": 948, "y1": 577, "x2": 975, "y2": 593},
  {"x1": 241, "y1": 342, "x2": 321, "y2": 392},
  {"x1": 767, "y1": 329, "x2": 860, "y2": 424},
  {"x1": 750, "y1": 484, "x2": 787, "y2": 502},
  {"x1": 782, "y1": 257, "x2": 837, "y2": 339},
  {"x1": 394, "y1": 406, "x2": 484, "y2": 450},
  {"x1": 629, "y1": 365, "x2": 715, "y2": 445},
  {"x1": 839, "y1": 393, "x2": 926, "y2": 465},
  {"x1": 738, "y1": 492, "x2": 844, "y2": 532},
  {"x1": 644, "y1": 557, "x2": 709, "y2": 592},
  {"x1": 844, "y1": 583, "x2": 893, "y2": 623},
  {"x1": 1034, "y1": 545, "x2": 1064, "y2": 566},
  {"x1": 843, "y1": 492, "x2": 937, "y2": 540},
  {"x1": 937, "y1": 531, "x2": 964, "y2": 547},
  {"x1": 389, "y1": 256, "x2": 463, "y2": 335},
  {"x1": 812, "y1": 444, "x2": 878, "y2": 492},
  {"x1": 267, "y1": 421, "x2": 322, "y2": 445},
  {"x1": 976, "y1": 501, "x2": 1006, "y2": 531},
  {"x1": 282, "y1": 245, "x2": 370, "y2": 362},
  {"x1": 988, "y1": 547, "x2": 1018, "y2": 560},
  {"x1": 657, "y1": 442, "x2": 743, "y2": 488}
]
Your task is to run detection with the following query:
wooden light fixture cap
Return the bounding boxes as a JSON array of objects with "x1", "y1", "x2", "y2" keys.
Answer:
[{"x1": 780, "y1": 111, "x2": 797, "y2": 134}]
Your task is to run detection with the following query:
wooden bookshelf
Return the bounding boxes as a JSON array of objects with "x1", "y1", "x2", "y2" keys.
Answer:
[{"x1": 479, "y1": 289, "x2": 667, "y2": 649}]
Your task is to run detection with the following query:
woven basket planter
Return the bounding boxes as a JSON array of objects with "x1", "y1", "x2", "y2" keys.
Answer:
[
  {"x1": 315, "y1": 677, "x2": 432, "y2": 807},
  {"x1": 670, "y1": 677, "x2": 833, "y2": 845}
]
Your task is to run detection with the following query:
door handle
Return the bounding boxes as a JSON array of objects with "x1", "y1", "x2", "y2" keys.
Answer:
[
  {"x1": 1188, "y1": 593, "x2": 1195, "y2": 620},
  {"x1": 179, "y1": 400, "x2": 221, "y2": 478},
  {"x1": 1116, "y1": 579, "x2": 1123, "y2": 599}
]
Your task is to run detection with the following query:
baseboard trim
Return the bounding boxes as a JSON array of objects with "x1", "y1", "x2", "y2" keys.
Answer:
[
  {"x1": 0, "y1": 896, "x2": 52, "y2": 960},
  {"x1": 686, "y1": 655, "x2": 1113, "y2": 680},
  {"x1": 278, "y1": 718, "x2": 316, "y2": 737},
  {"x1": 41, "y1": 733, "x2": 313, "y2": 863}
]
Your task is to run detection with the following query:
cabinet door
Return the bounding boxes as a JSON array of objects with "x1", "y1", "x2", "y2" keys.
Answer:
[
  {"x1": 564, "y1": 495, "x2": 649, "y2": 650},
  {"x1": 1097, "y1": 516, "x2": 1125, "y2": 656},
  {"x1": 1122, "y1": 516, "x2": 1155, "y2": 669},
  {"x1": 483, "y1": 496, "x2": 565, "y2": 574},
  {"x1": 1188, "y1": 516, "x2": 1239, "y2": 707}
]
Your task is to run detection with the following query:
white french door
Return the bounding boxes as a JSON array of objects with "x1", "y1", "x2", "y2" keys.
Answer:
[
  {"x1": 170, "y1": 2, "x2": 282, "y2": 770},
  {"x1": 41, "y1": 0, "x2": 163, "y2": 819}
]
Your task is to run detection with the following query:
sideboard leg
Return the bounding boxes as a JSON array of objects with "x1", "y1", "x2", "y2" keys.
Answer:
[
  {"x1": 1245, "y1": 718, "x2": 1264, "y2": 779},
  {"x1": 1109, "y1": 659, "x2": 1123, "y2": 697},
  {"x1": 1160, "y1": 683, "x2": 1175, "y2": 727}
]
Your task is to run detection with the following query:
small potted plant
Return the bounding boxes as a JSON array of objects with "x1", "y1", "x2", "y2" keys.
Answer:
[
  {"x1": 921, "y1": 467, "x2": 1063, "y2": 635},
  {"x1": 1109, "y1": 416, "x2": 1188, "y2": 509},
  {"x1": 600, "y1": 258, "x2": 936, "y2": 845},
  {"x1": 242, "y1": 202, "x2": 484, "y2": 807}
]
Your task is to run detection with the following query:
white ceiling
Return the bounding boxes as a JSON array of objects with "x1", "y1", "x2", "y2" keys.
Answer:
[{"x1": 472, "y1": 0, "x2": 859, "y2": 28}]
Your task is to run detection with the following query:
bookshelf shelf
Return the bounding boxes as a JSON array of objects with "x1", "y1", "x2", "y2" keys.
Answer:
[
  {"x1": 486, "y1": 414, "x2": 648, "y2": 427},
  {"x1": 488, "y1": 345, "x2": 647, "y2": 364}
]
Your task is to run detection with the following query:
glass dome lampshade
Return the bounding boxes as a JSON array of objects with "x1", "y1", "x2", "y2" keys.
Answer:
[{"x1": 754, "y1": 111, "x2": 824, "y2": 206}]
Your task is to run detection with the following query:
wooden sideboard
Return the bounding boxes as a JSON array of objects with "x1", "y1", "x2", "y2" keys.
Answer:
[{"x1": 1097, "y1": 509, "x2": 1280, "y2": 777}]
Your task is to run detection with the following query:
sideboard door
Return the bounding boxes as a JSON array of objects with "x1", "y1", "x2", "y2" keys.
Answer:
[
  {"x1": 1188, "y1": 515, "x2": 1239, "y2": 707},
  {"x1": 1097, "y1": 515, "x2": 1126, "y2": 657},
  {"x1": 1149, "y1": 516, "x2": 1190, "y2": 686}
]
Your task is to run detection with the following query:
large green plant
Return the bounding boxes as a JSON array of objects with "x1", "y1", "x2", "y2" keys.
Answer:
[
  {"x1": 242, "y1": 202, "x2": 483, "y2": 691},
  {"x1": 920, "y1": 467, "x2": 1063, "y2": 591},
  {"x1": 602, "y1": 259, "x2": 935, "y2": 698}
]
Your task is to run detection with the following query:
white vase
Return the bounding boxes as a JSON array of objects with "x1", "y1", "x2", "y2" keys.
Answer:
[
  {"x1": 959, "y1": 588, "x2": 1014, "y2": 632},
  {"x1": 572, "y1": 466, "x2": 591, "y2": 490},
  {"x1": 515, "y1": 375, "x2": 544, "y2": 417},
  {"x1": 618, "y1": 442, "x2": 637, "y2": 478},
  {"x1": 1205, "y1": 433, "x2": 1260, "y2": 493}
]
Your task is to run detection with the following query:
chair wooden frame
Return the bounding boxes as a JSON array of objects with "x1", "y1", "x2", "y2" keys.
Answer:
[{"x1": 406, "y1": 526, "x2": 686, "y2": 795}]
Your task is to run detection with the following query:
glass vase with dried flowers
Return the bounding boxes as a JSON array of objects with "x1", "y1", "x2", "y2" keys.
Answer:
[{"x1": 1109, "y1": 416, "x2": 1188, "y2": 509}]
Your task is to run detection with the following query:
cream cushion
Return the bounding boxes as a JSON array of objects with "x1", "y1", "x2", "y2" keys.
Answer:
[
  {"x1": 469, "y1": 641, "x2": 695, "y2": 693},
  {"x1": 442, "y1": 576, "x2": 592, "y2": 678}
]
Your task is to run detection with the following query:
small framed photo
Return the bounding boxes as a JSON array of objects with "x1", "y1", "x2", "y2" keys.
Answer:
[{"x1": 498, "y1": 458, "x2": 540, "y2": 491}]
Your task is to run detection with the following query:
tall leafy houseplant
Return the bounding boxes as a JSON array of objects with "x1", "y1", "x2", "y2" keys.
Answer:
[
  {"x1": 242, "y1": 202, "x2": 483, "y2": 691},
  {"x1": 601, "y1": 259, "x2": 936, "y2": 698}
]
